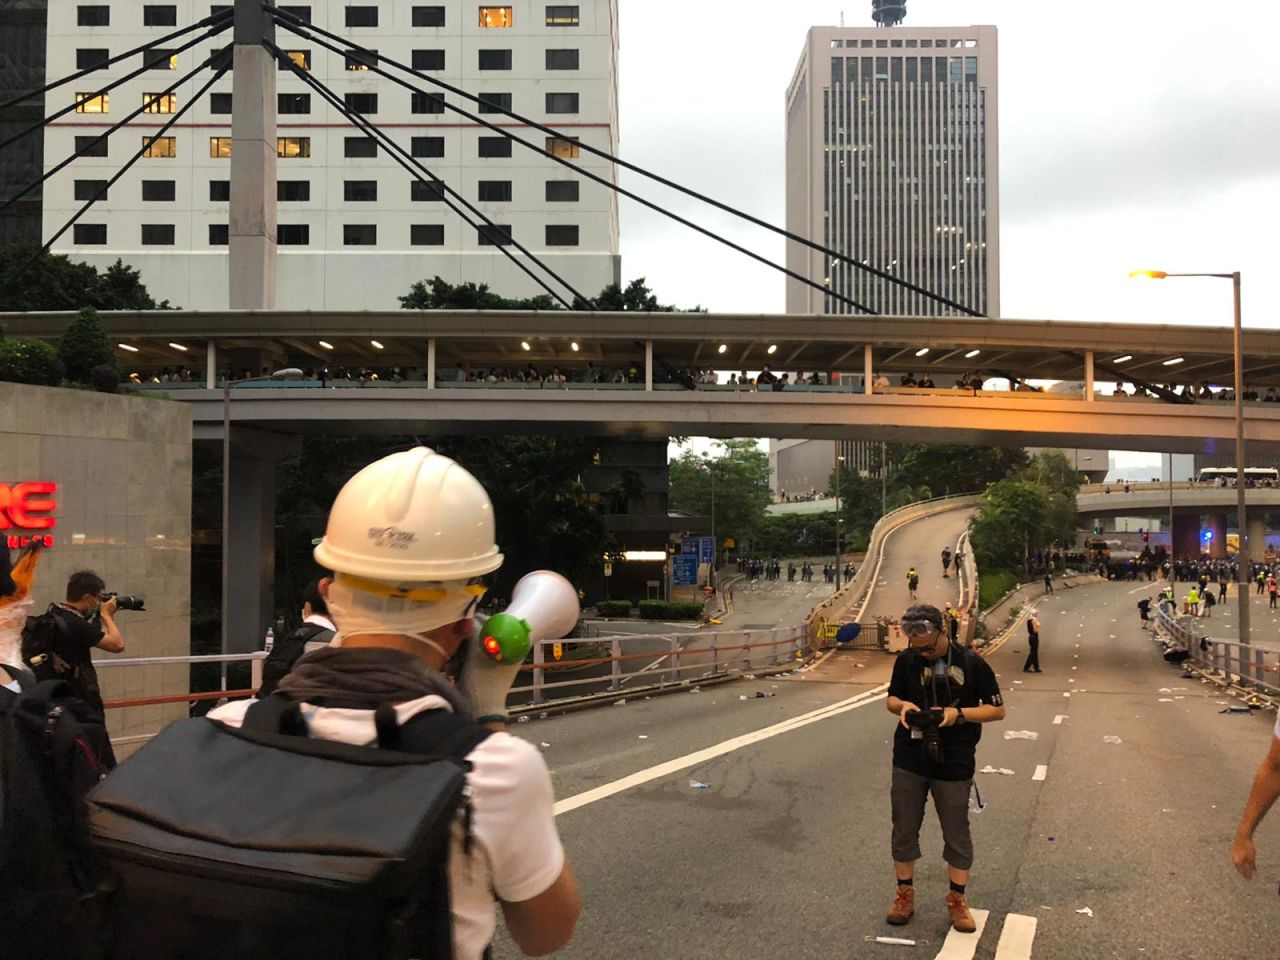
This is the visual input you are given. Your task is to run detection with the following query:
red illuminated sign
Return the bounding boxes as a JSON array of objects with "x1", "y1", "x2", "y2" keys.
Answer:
[{"x1": 1, "y1": 482, "x2": 57, "y2": 549}]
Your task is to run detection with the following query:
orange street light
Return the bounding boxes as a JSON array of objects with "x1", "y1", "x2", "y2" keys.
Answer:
[{"x1": 1128, "y1": 270, "x2": 1169, "y2": 280}]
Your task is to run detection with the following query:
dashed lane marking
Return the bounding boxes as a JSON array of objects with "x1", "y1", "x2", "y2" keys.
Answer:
[
  {"x1": 1032, "y1": 764, "x2": 1048, "y2": 782},
  {"x1": 993, "y1": 913, "x2": 1038, "y2": 959},
  {"x1": 932, "y1": 908, "x2": 990, "y2": 959}
]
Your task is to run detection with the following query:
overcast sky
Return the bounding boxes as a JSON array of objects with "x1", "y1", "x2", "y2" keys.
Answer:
[{"x1": 617, "y1": 0, "x2": 1280, "y2": 329}]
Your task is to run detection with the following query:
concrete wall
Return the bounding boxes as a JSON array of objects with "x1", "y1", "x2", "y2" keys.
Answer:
[{"x1": 0, "y1": 382, "x2": 192, "y2": 749}]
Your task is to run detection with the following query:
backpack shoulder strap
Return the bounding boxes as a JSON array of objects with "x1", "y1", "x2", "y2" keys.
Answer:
[{"x1": 385, "y1": 705, "x2": 493, "y2": 762}]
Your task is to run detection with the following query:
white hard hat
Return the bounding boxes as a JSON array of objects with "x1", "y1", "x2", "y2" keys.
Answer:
[{"x1": 314, "y1": 447, "x2": 503, "y2": 583}]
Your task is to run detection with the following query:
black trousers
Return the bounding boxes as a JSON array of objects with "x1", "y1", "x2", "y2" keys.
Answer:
[{"x1": 1023, "y1": 634, "x2": 1040, "y2": 672}]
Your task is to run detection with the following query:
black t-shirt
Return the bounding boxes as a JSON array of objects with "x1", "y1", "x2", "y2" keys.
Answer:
[
  {"x1": 888, "y1": 645, "x2": 1003, "y2": 781},
  {"x1": 52, "y1": 605, "x2": 106, "y2": 715}
]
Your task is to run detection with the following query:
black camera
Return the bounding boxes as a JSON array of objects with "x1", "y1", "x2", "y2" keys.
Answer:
[
  {"x1": 906, "y1": 709, "x2": 945, "y2": 764},
  {"x1": 103, "y1": 592, "x2": 146, "y2": 612}
]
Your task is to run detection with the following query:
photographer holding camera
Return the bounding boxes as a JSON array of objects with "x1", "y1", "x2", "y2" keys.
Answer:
[
  {"x1": 21, "y1": 570, "x2": 132, "y2": 768},
  {"x1": 885, "y1": 603, "x2": 1006, "y2": 934}
]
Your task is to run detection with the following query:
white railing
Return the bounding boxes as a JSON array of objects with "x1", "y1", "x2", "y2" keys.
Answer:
[{"x1": 1154, "y1": 606, "x2": 1280, "y2": 701}]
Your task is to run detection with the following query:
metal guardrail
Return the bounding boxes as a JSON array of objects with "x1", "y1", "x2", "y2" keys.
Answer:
[
  {"x1": 97, "y1": 651, "x2": 268, "y2": 710},
  {"x1": 1155, "y1": 606, "x2": 1280, "y2": 701}
]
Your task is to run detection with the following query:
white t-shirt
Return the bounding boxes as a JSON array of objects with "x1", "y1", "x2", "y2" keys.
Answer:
[{"x1": 208, "y1": 695, "x2": 565, "y2": 960}]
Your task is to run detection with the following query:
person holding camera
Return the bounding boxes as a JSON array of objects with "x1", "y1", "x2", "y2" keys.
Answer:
[{"x1": 885, "y1": 603, "x2": 1006, "y2": 934}]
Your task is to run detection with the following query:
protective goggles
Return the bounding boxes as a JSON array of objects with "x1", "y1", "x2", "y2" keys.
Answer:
[{"x1": 901, "y1": 619, "x2": 940, "y2": 638}]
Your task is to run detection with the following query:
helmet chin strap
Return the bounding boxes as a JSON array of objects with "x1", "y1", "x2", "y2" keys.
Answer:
[{"x1": 412, "y1": 635, "x2": 452, "y2": 662}]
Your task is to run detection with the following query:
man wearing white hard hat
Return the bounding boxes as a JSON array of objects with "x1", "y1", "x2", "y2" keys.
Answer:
[{"x1": 209, "y1": 447, "x2": 581, "y2": 959}]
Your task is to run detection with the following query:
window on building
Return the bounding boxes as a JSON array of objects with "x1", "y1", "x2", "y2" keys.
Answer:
[
  {"x1": 345, "y1": 5, "x2": 378, "y2": 26},
  {"x1": 143, "y1": 91, "x2": 177, "y2": 113},
  {"x1": 76, "y1": 49, "x2": 110, "y2": 71},
  {"x1": 74, "y1": 180, "x2": 109, "y2": 202},
  {"x1": 545, "y1": 180, "x2": 579, "y2": 202},
  {"x1": 479, "y1": 49, "x2": 512, "y2": 70},
  {"x1": 345, "y1": 92, "x2": 378, "y2": 114},
  {"x1": 143, "y1": 135, "x2": 177, "y2": 157},
  {"x1": 74, "y1": 92, "x2": 108, "y2": 114},
  {"x1": 546, "y1": 48, "x2": 579, "y2": 70},
  {"x1": 411, "y1": 136, "x2": 445, "y2": 158},
  {"x1": 477, "y1": 224, "x2": 514, "y2": 245},
  {"x1": 278, "y1": 92, "x2": 311, "y2": 114},
  {"x1": 278, "y1": 137, "x2": 311, "y2": 158},
  {"x1": 411, "y1": 179, "x2": 447, "y2": 201},
  {"x1": 280, "y1": 50, "x2": 310, "y2": 71},
  {"x1": 77, "y1": 6, "x2": 110, "y2": 27},
  {"x1": 413, "y1": 6, "x2": 446, "y2": 26},
  {"x1": 73, "y1": 223, "x2": 107, "y2": 245},
  {"x1": 479, "y1": 6, "x2": 513, "y2": 27},
  {"x1": 411, "y1": 224, "x2": 445, "y2": 246},
  {"x1": 411, "y1": 92, "x2": 446, "y2": 114},
  {"x1": 145, "y1": 47, "x2": 177, "y2": 70},
  {"x1": 545, "y1": 92, "x2": 578, "y2": 113},
  {"x1": 141, "y1": 224, "x2": 175, "y2": 246},
  {"x1": 477, "y1": 180, "x2": 512, "y2": 202},
  {"x1": 210, "y1": 92, "x2": 232, "y2": 114},
  {"x1": 278, "y1": 224, "x2": 310, "y2": 245},
  {"x1": 143, "y1": 5, "x2": 178, "y2": 26},
  {"x1": 345, "y1": 49, "x2": 378, "y2": 71},
  {"x1": 413, "y1": 49, "x2": 445, "y2": 70},
  {"x1": 209, "y1": 136, "x2": 232, "y2": 158},
  {"x1": 478, "y1": 91, "x2": 511, "y2": 114},
  {"x1": 345, "y1": 136, "x2": 378, "y2": 157},
  {"x1": 279, "y1": 5, "x2": 312, "y2": 22},
  {"x1": 142, "y1": 179, "x2": 176, "y2": 201},
  {"x1": 891, "y1": 58, "x2": 903, "y2": 82},
  {"x1": 545, "y1": 136, "x2": 580, "y2": 159},
  {"x1": 344, "y1": 224, "x2": 377, "y2": 246},
  {"x1": 545, "y1": 5, "x2": 579, "y2": 26},
  {"x1": 344, "y1": 180, "x2": 378, "y2": 202},
  {"x1": 478, "y1": 136, "x2": 512, "y2": 158},
  {"x1": 209, "y1": 180, "x2": 230, "y2": 201},
  {"x1": 75, "y1": 135, "x2": 109, "y2": 157},
  {"x1": 545, "y1": 224, "x2": 579, "y2": 246},
  {"x1": 277, "y1": 180, "x2": 311, "y2": 201},
  {"x1": 209, "y1": 224, "x2": 229, "y2": 245}
]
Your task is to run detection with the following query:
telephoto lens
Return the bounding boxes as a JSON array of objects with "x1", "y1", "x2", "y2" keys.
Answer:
[{"x1": 107, "y1": 593, "x2": 147, "y2": 611}]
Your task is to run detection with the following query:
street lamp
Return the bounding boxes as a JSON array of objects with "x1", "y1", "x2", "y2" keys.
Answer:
[
  {"x1": 221, "y1": 367, "x2": 304, "y2": 688},
  {"x1": 834, "y1": 450, "x2": 845, "y2": 591},
  {"x1": 1131, "y1": 269, "x2": 1247, "y2": 648}
]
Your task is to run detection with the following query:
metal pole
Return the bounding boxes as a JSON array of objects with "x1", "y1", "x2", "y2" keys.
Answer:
[
  {"x1": 880, "y1": 441, "x2": 887, "y2": 516},
  {"x1": 835, "y1": 447, "x2": 842, "y2": 591},
  {"x1": 1233, "y1": 271, "x2": 1250, "y2": 653},
  {"x1": 1168, "y1": 452, "x2": 1174, "y2": 588},
  {"x1": 221, "y1": 381, "x2": 231, "y2": 690},
  {"x1": 709, "y1": 461, "x2": 716, "y2": 588}
]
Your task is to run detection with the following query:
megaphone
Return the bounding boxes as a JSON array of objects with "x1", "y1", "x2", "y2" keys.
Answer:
[{"x1": 479, "y1": 571, "x2": 581, "y2": 665}]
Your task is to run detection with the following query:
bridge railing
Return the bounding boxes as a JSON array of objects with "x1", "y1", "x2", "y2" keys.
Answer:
[{"x1": 1154, "y1": 606, "x2": 1280, "y2": 702}]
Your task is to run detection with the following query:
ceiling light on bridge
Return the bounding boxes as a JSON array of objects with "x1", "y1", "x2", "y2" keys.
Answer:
[
  {"x1": 1113, "y1": 355, "x2": 1133, "y2": 364},
  {"x1": 767, "y1": 344, "x2": 778, "y2": 355},
  {"x1": 370, "y1": 340, "x2": 384, "y2": 350},
  {"x1": 521, "y1": 340, "x2": 532, "y2": 351},
  {"x1": 1163, "y1": 357, "x2": 1185, "y2": 366},
  {"x1": 168, "y1": 342, "x2": 188, "y2": 352},
  {"x1": 965, "y1": 349, "x2": 981, "y2": 359},
  {"x1": 118, "y1": 343, "x2": 139, "y2": 353},
  {"x1": 570, "y1": 341, "x2": 580, "y2": 352},
  {"x1": 319, "y1": 340, "x2": 334, "y2": 350},
  {"x1": 718, "y1": 344, "x2": 728, "y2": 354},
  {"x1": 915, "y1": 348, "x2": 930, "y2": 357}
]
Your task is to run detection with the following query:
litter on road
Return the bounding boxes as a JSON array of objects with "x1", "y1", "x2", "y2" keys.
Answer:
[
  {"x1": 1103, "y1": 736, "x2": 1123, "y2": 744},
  {"x1": 540, "y1": 742, "x2": 551, "y2": 748},
  {"x1": 638, "y1": 735, "x2": 648, "y2": 740},
  {"x1": 1076, "y1": 907, "x2": 1094, "y2": 918},
  {"x1": 980, "y1": 765, "x2": 1016, "y2": 775},
  {"x1": 688, "y1": 780, "x2": 710, "y2": 790},
  {"x1": 1005, "y1": 730, "x2": 1040, "y2": 740},
  {"x1": 1158, "y1": 698, "x2": 1174, "y2": 702},
  {"x1": 614, "y1": 699, "x2": 627, "y2": 707},
  {"x1": 866, "y1": 936, "x2": 920, "y2": 947}
]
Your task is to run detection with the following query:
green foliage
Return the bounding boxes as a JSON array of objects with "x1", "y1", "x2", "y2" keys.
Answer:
[
  {"x1": 0, "y1": 247, "x2": 171, "y2": 311},
  {"x1": 89, "y1": 363, "x2": 121, "y2": 393},
  {"x1": 58, "y1": 306, "x2": 117, "y2": 384},
  {"x1": 669, "y1": 439, "x2": 771, "y2": 555},
  {"x1": 588, "y1": 277, "x2": 698, "y2": 313},
  {"x1": 0, "y1": 338, "x2": 64, "y2": 385},
  {"x1": 638, "y1": 600, "x2": 704, "y2": 621},
  {"x1": 398, "y1": 276, "x2": 559, "y2": 311},
  {"x1": 978, "y1": 569, "x2": 1018, "y2": 610},
  {"x1": 969, "y1": 451, "x2": 1081, "y2": 580},
  {"x1": 886, "y1": 443, "x2": 1029, "y2": 499},
  {"x1": 753, "y1": 511, "x2": 868, "y2": 557},
  {"x1": 594, "y1": 600, "x2": 634, "y2": 618}
]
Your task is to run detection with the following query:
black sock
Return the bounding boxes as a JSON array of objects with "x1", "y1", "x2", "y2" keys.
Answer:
[
  {"x1": 949, "y1": 881, "x2": 966, "y2": 895},
  {"x1": 897, "y1": 877, "x2": 913, "y2": 887}
]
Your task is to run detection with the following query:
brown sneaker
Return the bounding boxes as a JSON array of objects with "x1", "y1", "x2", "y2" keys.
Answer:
[
  {"x1": 886, "y1": 885, "x2": 915, "y2": 926},
  {"x1": 946, "y1": 892, "x2": 977, "y2": 933}
]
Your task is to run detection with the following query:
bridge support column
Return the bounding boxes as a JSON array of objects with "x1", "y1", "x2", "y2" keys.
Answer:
[
  {"x1": 1207, "y1": 513, "x2": 1227, "y2": 558},
  {"x1": 427, "y1": 337, "x2": 436, "y2": 390},
  {"x1": 1085, "y1": 350, "x2": 1095, "y2": 402},
  {"x1": 1247, "y1": 516, "x2": 1267, "y2": 563},
  {"x1": 644, "y1": 340, "x2": 653, "y2": 391},
  {"x1": 206, "y1": 340, "x2": 217, "y2": 388},
  {"x1": 1171, "y1": 513, "x2": 1202, "y2": 560},
  {"x1": 864, "y1": 344, "x2": 874, "y2": 395}
]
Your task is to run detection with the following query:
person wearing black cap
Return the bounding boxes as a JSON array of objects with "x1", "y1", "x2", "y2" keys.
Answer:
[{"x1": 884, "y1": 603, "x2": 1006, "y2": 934}]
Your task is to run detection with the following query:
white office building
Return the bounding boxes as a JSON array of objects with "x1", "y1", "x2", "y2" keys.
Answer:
[
  {"x1": 785, "y1": 24, "x2": 999, "y2": 317},
  {"x1": 42, "y1": 1, "x2": 620, "y2": 310}
]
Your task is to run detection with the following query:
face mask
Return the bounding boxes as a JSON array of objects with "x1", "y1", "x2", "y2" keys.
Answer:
[{"x1": 326, "y1": 574, "x2": 483, "y2": 654}]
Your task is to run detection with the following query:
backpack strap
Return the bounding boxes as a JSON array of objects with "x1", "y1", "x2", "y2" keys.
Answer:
[{"x1": 242, "y1": 694, "x2": 309, "y2": 737}]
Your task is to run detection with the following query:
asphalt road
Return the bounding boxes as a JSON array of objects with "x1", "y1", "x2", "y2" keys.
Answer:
[
  {"x1": 862, "y1": 507, "x2": 972, "y2": 622},
  {"x1": 496, "y1": 577, "x2": 1280, "y2": 960}
]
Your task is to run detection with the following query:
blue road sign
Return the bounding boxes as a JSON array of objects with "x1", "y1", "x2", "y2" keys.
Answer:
[
  {"x1": 672, "y1": 555, "x2": 699, "y2": 586},
  {"x1": 699, "y1": 537, "x2": 715, "y2": 564}
]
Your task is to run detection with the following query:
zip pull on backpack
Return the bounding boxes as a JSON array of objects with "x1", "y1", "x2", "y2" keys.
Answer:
[{"x1": 88, "y1": 696, "x2": 490, "y2": 960}]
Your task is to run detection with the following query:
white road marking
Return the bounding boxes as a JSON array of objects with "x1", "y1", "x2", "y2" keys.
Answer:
[
  {"x1": 932, "y1": 908, "x2": 990, "y2": 959},
  {"x1": 993, "y1": 913, "x2": 1039, "y2": 959},
  {"x1": 554, "y1": 684, "x2": 890, "y2": 816},
  {"x1": 1053, "y1": 715, "x2": 1068, "y2": 724},
  {"x1": 1032, "y1": 764, "x2": 1048, "y2": 781}
]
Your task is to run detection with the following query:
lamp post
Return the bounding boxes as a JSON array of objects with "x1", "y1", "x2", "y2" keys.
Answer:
[
  {"x1": 708, "y1": 458, "x2": 717, "y2": 588},
  {"x1": 220, "y1": 367, "x2": 304, "y2": 688},
  {"x1": 834, "y1": 449, "x2": 845, "y2": 591},
  {"x1": 1131, "y1": 270, "x2": 1247, "y2": 649}
]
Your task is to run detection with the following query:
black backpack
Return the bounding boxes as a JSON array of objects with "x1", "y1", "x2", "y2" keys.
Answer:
[
  {"x1": 87, "y1": 695, "x2": 491, "y2": 960},
  {"x1": 21, "y1": 604, "x2": 80, "y2": 684},
  {"x1": 258, "y1": 623, "x2": 336, "y2": 698},
  {"x1": 0, "y1": 669, "x2": 107, "y2": 960}
]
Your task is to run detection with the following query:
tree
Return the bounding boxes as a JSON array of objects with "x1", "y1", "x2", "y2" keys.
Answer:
[
  {"x1": 0, "y1": 246, "x2": 171, "y2": 311},
  {"x1": 0, "y1": 338, "x2": 63, "y2": 386},
  {"x1": 93, "y1": 259, "x2": 173, "y2": 310},
  {"x1": 969, "y1": 451, "x2": 1081, "y2": 577},
  {"x1": 886, "y1": 443, "x2": 1029, "y2": 499},
  {"x1": 669, "y1": 440, "x2": 771, "y2": 554},
  {"x1": 398, "y1": 276, "x2": 559, "y2": 311},
  {"x1": 590, "y1": 277, "x2": 697, "y2": 313},
  {"x1": 58, "y1": 306, "x2": 117, "y2": 385}
]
